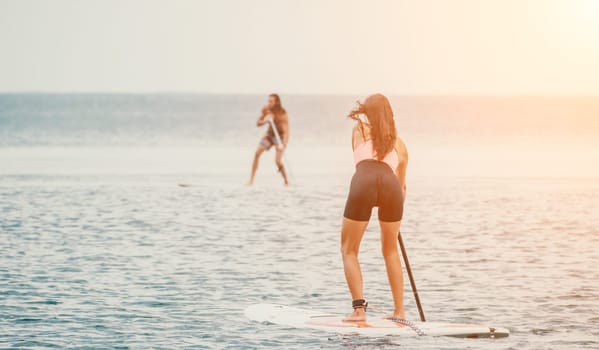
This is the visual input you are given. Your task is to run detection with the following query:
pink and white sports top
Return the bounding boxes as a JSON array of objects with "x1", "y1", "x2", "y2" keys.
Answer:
[{"x1": 353, "y1": 140, "x2": 399, "y2": 170}]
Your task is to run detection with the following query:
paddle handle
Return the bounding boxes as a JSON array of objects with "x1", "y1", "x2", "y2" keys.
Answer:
[{"x1": 398, "y1": 230, "x2": 426, "y2": 322}]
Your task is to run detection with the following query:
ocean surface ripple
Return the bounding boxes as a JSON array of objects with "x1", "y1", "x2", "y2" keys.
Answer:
[{"x1": 1, "y1": 175, "x2": 598, "y2": 349}]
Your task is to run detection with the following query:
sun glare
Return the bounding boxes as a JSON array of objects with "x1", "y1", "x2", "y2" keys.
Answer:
[{"x1": 564, "y1": 0, "x2": 599, "y2": 35}]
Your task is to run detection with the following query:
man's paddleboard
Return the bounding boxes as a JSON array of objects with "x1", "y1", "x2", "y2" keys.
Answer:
[{"x1": 244, "y1": 303, "x2": 509, "y2": 338}]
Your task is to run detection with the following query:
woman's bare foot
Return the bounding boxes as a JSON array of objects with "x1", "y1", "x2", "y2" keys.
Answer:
[
  {"x1": 385, "y1": 310, "x2": 406, "y2": 321},
  {"x1": 393, "y1": 309, "x2": 406, "y2": 320},
  {"x1": 343, "y1": 308, "x2": 366, "y2": 322}
]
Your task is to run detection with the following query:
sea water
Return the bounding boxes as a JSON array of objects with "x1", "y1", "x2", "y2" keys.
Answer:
[{"x1": 1, "y1": 94, "x2": 598, "y2": 349}]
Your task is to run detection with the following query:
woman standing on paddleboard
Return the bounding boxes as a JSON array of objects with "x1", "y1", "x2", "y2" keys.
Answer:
[
  {"x1": 341, "y1": 94, "x2": 408, "y2": 322},
  {"x1": 248, "y1": 94, "x2": 290, "y2": 186}
]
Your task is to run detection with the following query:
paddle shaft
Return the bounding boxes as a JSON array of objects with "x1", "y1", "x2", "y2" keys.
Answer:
[
  {"x1": 397, "y1": 230, "x2": 426, "y2": 322},
  {"x1": 267, "y1": 118, "x2": 284, "y2": 147},
  {"x1": 267, "y1": 118, "x2": 294, "y2": 180}
]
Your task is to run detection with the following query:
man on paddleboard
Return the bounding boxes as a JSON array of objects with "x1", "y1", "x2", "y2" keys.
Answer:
[{"x1": 248, "y1": 94, "x2": 290, "y2": 186}]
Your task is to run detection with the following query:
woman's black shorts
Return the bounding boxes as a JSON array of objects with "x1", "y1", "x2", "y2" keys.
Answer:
[{"x1": 343, "y1": 160, "x2": 404, "y2": 222}]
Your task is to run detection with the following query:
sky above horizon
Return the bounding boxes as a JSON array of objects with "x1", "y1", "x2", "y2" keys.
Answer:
[{"x1": 1, "y1": 0, "x2": 599, "y2": 95}]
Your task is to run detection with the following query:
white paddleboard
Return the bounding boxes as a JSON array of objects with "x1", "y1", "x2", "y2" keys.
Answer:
[{"x1": 245, "y1": 303, "x2": 509, "y2": 338}]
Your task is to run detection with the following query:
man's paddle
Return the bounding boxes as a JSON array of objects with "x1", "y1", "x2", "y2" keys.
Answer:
[
  {"x1": 398, "y1": 230, "x2": 426, "y2": 321},
  {"x1": 267, "y1": 118, "x2": 294, "y2": 181}
]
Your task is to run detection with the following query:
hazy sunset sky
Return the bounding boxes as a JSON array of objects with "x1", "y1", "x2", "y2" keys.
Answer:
[{"x1": 1, "y1": 0, "x2": 598, "y2": 94}]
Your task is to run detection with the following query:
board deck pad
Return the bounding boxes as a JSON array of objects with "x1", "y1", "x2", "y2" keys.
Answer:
[{"x1": 245, "y1": 303, "x2": 509, "y2": 338}]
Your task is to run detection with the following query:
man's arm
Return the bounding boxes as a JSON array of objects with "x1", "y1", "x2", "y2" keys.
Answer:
[
  {"x1": 256, "y1": 106, "x2": 271, "y2": 126},
  {"x1": 283, "y1": 115, "x2": 290, "y2": 146}
]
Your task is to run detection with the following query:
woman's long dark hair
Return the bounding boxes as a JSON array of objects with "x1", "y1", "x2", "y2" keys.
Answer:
[
  {"x1": 269, "y1": 93, "x2": 286, "y2": 116},
  {"x1": 347, "y1": 94, "x2": 396, "y2": 160}
]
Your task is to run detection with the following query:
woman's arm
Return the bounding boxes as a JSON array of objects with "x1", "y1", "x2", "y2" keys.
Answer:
[
  {"x1": 351, "y1": 124, "x2": 361, "y2": 150},
  {"x1": 395, "y1": 138, "x2": 408, "y2": 201},
  {"x1": 351, "y1": 122, "x2": 370, "y2": 150}
]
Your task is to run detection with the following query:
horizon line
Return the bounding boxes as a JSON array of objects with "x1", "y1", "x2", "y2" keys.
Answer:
[{"x1": 0, "y1": 91, "x2": 598, "y2": 98}]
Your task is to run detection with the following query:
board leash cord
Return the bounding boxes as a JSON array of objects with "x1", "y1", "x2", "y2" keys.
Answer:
[
  {"x1": 368, "y1": 304, "x2": 426, "y2": 336},
  {"x1": 391, "y1": 318, "x2": 426, "y2": 336}
]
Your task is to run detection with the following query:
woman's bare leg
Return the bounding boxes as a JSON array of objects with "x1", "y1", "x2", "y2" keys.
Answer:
[
  {"x1": 340, "y1": 217, "x2": 369, "y2": 321},
  {"x1": 248, "y1": 145, "x2": 266, "y2": 185},
  {"x1": 379, "y1": 220, "x2": 405, "y2": 319}
]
